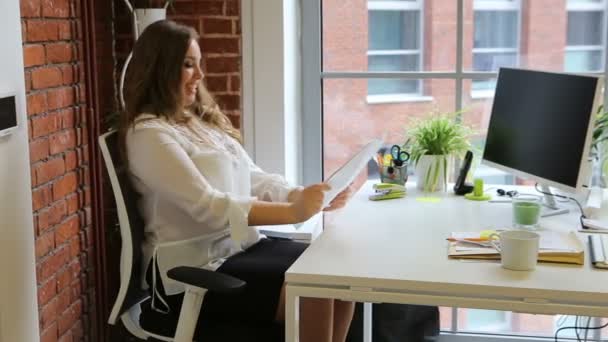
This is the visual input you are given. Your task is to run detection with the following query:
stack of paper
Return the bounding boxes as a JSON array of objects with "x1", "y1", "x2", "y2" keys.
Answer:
[{"x1": 447, "y1": 231, "x2": 585, "y2": 265}]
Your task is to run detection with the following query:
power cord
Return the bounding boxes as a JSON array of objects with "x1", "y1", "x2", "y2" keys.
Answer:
[
  {"x1": 534, "y1": 183, "x2": 586, "y2": 228},
  {"x1": 530, "y1": 185, "x2": 608, "y2": 341},
  {"x1": 584, "y1": 316, "x2": 591, "y2": 341},
  {"x1": 554, "y1": 316, "x2": 608, "y2": 341}
]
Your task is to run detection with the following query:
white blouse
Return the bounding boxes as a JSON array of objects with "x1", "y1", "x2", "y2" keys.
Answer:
[{"x1": 126, "y1": 114, "x2": 298, "y2": 300}]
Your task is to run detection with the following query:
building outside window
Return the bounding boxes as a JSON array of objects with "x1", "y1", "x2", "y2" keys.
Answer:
[
  {"x1": 367, "y1": 0, "x2": 424, "y2": 102},
  {"x1": 472, "y1": 0, "x2": 521, "y2": 96},
  {"x1": 565, "y1": 0, "x2": 606, "y2": 72}
]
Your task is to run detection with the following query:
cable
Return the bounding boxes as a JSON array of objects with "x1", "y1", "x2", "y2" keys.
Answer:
[
  {"x1": 484, "y1": 186, "x2": 497, "y2": 193},
  {"x1": 556, "y1": 315, "x2": 568, "y2": 327},
  {"x1": 554, "y1": 317, "x2": 608, "y2": 341},
  {"x1": 583, "y1": 316, "x2": 591, "y2": 342},
  {"x1": 534, "y1": 183, "x2": 587, "y2": 228},
  {"x1": 575, "y1": 316, "x2": 581, "y2": 342}
]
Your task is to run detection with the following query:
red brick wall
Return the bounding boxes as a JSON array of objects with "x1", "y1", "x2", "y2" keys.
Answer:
[
  {"x1": 21, "y1": 0, "x2": 243, "y2": 340},
  {"x1": 21, "y1": 0, "x2": 93, "y2": 341}
]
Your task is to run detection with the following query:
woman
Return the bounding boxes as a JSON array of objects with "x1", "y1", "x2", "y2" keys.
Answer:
[{"x1": 119, "y1": 20, "x2": 354, "y2": 342}]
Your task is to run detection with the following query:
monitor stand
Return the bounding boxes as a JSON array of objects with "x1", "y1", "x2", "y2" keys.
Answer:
[{"x1": 540, "y1": 184, "x2": 570, "y2": 217}]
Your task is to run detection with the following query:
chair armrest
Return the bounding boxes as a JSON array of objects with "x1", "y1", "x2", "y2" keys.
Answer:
[{"x1": 167, "y1": 266, "x2": 246, "y2": 295}]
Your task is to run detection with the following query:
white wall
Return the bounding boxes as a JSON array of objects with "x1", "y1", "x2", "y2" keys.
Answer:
[
  {"x1": 242, "y1": 0, "x2": 303, "y2": 185},
  {"x1": 0, "y1": 1, "x2": 40, "y2": 341}
]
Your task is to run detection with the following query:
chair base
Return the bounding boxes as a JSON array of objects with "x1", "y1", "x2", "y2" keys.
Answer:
[{"x1": 139, "y1": 298, "x2": 284, "y2": 342}]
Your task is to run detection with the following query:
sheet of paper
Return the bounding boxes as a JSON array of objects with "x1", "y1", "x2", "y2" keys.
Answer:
[
  {"x1": 323, "y1": 139, "x2": 383, "y2": 208},
  {"x1": 536, "y1": 231, "x2": 579, "y2": 251}
]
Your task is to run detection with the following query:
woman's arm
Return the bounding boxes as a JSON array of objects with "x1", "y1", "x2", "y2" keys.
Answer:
[{"x1": 249, "y1": 183, "x2": 330, "y2": 225}]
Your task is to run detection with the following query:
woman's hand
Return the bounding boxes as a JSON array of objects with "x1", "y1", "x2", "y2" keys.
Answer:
[
  {"x1": 324, "y1": 183, "x2": 355, "y2": 211},
  {"x1": 289, "y1": 183, "x2": 331, "y2": 222}
]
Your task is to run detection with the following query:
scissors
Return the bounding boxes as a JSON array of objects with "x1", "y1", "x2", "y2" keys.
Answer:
[{"x1": 390, "y1": 145, "x2": 410, "y2": 166}]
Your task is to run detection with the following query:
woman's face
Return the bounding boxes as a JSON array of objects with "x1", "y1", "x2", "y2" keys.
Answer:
[{"x1": 179, "y1": 39, "x2": 204, "y2": 108}]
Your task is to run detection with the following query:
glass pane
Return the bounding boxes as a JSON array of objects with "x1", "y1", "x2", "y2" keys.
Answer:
[
  {"x1": 474, "y1": 11, "x2": 519, "y2": 48},
  {"x1": 369, "y1": 11, "x2": 419, "y2": 50},
  {"x1": 463, "y1": 309, "x2": 509, "y2": 332},
  {"x1": 472, "y1": 78, "x2": 497, "y2": 91},
  {"x1": 569, "y1": 0, "x2": 603, "y2": 3},
  {"x1": 462, "y1": 78, "x2": 518, "y2": 185},
  {"x1": 368, "y1": 78, "x2": 420, "y2": 95},
  {"x1": 322, "y1": 78, "x2": 454, "y2": 182},
  {"x1": 322, "y1": 0, "x2": 456, "y2": 72},
  {"x1": 466, "y1": 2, "x2": 607, "y2": 74},
  {"x1": 439, "y1": 307, "x2": 453, "y2": 331},
  {"x1": 369, "y1": 54, "x2": 419, "y2": 71},
  {"x1": 565, "y1": 50, "x2": 603, "y2": 72},
  {"x1": 457, "y1": 310, "x2": 592, "y2": 337},
  {"x1": 567, "y1": 11, "x2": 603, "y2": 45},
  {"x1": 473, "y1": 52, "x2": 517, "y2": 71}
]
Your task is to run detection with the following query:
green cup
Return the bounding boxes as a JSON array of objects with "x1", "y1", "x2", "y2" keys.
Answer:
[{"x1": 512, "y1": 194, "x2": 542, "y2": 230}]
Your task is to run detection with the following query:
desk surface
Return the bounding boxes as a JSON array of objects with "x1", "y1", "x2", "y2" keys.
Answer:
[{"x1": 286, "y1": 182, "x2": 608, "y2": 314}]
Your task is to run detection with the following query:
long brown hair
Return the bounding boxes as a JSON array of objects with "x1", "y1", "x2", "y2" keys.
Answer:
[{"x1": 118, "y1": 20, "x2": 241, "y2": 161}]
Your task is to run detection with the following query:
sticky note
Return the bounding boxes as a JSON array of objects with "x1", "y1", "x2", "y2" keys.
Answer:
[{"x1": 416, "y1": 197, "x2": 441, "y2": 203}]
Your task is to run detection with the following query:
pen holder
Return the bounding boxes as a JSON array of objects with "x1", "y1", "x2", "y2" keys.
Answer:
[{"x1": 380, "y1": 164, "x2": 408, "y2": 185}]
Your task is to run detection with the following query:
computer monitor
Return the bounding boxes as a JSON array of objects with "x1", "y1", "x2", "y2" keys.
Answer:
[{"x1": 482, "y1": 68, "x2": 603, "y2": 214}]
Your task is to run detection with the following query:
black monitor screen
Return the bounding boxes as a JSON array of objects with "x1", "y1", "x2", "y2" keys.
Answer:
[
  {"x1": 0, "y1": 95, "x2": 17, "y2": 132},
  {"x1": 483, "y1": 68, "x2": 599, "y2": 188}
]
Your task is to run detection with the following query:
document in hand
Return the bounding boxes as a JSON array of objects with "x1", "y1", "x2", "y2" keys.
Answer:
[
  {"x1": 323, "y1": 139, "x2": 384, "y2": 208},
  {"x1": 447, "y1": 231, "x2": 585, "y2": 265}
]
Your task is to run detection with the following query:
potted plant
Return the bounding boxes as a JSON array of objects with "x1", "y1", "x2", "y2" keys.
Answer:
[
  {"x1": 130, "y1": 0, "x2": 174, "y2": 36},
  {"x1": 406, "y1": 111, "x2": 473, "y2": 192}
]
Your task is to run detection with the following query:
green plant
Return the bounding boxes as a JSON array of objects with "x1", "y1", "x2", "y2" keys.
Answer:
[
  {"x1": 591, "y1": 104, "x2": 608, "y2": 157},
  {"x1": 590, "y1": 104, "x2": 608, "y2": 187},
  {"x1": 405, "y1": 110, "x2": 473, "y2": 192},
  {"x1": 406, "y1": 110, "x2": 473, "y2": 162}
]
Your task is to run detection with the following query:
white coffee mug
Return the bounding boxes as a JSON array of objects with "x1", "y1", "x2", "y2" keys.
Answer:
[{"x1": 489, "y1": 230, "x2": 540, "y2": 271}]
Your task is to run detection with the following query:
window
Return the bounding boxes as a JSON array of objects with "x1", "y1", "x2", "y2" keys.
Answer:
[
  {"x1": 472, "y1": 0, "x2": 521, "y2": 94},
  {"x1": 463, "y1": 309, "x2": 511, "y2": 332},
  {"x1": 367, "y1": 0, "x2": 423, "y2": 100},
  {"x1": 566, "y1": 0, "x2": 606, "y2": 72}
]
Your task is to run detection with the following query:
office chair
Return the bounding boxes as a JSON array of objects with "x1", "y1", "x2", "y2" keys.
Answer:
[{"x1": 99, "y1": 130, "x2": 283, "y2": 341}]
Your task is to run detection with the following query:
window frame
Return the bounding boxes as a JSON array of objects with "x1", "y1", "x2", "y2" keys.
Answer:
[
  {"x1": 367, "y1": 0, "x2": 425, "y2": 102},
  {"x1": 300, "y1": 0, "x2": 608, "y2": 339},
  {"x1": 565, "y1": 0, "x2": 607, "y2": 73}
]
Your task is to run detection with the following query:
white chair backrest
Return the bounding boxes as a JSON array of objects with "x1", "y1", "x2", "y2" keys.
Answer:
[{"x1": 98, "y1": 131, "x2": 148, "y2": 328}]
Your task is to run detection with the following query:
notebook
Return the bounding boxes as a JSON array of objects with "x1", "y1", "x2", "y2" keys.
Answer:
[{"x1": 448, "y1": 231, "x2": 585, "y2": 265}]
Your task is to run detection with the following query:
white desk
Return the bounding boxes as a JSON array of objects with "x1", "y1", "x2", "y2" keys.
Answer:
[{"x1": 284, "y1": 182, "x2": 608, "y2": 341}]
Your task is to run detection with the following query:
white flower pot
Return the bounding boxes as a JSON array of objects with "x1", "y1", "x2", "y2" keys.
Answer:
[
  {"x1": 415, "y1": 155, "x2": 448, "y2": 192},
  {"x1": 135, "y1": 8, "x2": 166, "y2": 36}
]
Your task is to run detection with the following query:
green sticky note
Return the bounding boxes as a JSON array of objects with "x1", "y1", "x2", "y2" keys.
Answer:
[{"x1": 416, "y1": 197, "x2": 441, "y2": 203}]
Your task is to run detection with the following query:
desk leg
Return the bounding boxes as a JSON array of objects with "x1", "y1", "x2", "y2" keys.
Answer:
[
  {"x1": 285, "y1": 285, "x2": 299, "y2": 342},
  {"x1": 363, "y1": 302, "x2": 372, "y2": 342}
]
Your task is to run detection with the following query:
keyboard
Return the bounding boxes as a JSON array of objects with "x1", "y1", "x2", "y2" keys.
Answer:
[{"x1": 588, "y1": 235, "x2": 608, "y2": 269}]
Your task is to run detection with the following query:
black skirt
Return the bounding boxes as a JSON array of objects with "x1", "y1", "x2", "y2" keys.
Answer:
[{"x1": 147, "y1": 237, "x2": 308, "y2": 324}]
